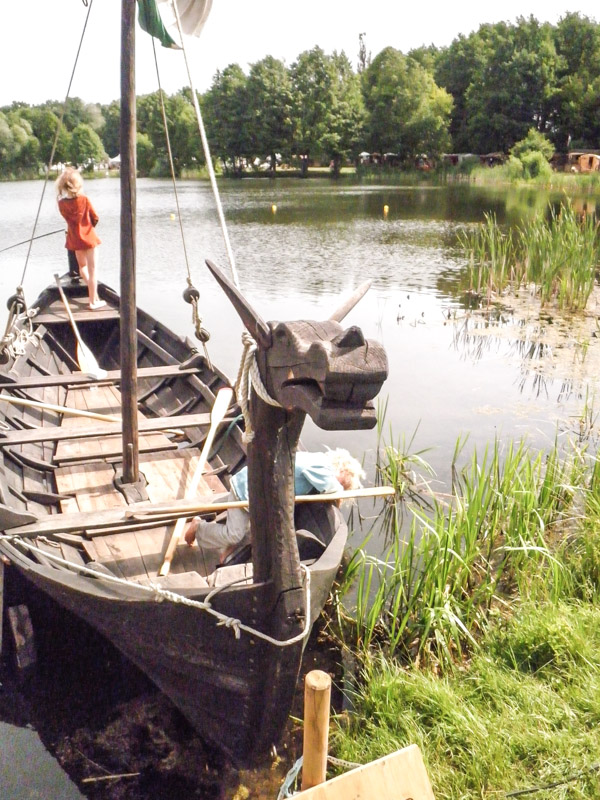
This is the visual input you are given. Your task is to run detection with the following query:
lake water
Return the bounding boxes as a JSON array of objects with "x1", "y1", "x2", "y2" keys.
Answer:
[{"x1": 1, "y1": 176, "x2": 600, "y2": 797}]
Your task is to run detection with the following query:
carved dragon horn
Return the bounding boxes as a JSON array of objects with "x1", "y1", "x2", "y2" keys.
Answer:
[
  {"x1": 329, "y1": 280, "x2": 372, "y2": 322},
  {"x1": 205, "y1": 259, "x2": 272, "y2": 347}
]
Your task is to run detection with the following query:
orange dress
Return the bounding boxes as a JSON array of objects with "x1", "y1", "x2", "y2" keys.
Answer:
[{"x1": 58, "y1": 195, "x2": 101, "y2": 251}]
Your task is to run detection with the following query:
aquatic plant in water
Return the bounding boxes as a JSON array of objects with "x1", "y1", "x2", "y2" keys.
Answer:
[{"x1": 458, "y1": 201, "x2": 600, "y2": 311}]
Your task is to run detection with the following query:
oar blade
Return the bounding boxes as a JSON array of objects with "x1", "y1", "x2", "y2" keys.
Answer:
[
  {"x1": 54, "y1": 274, "x2": 107, "y2": 379},
  {"x1": 76, "y1": 341, "x2": 107, "y2": 380}
]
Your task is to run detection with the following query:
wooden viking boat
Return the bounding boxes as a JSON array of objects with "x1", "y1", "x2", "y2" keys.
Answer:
[{"x1": 0, "y1": 0, "x2": 388, "y2": 764}]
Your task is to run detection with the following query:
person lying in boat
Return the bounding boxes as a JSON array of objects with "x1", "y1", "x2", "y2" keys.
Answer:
[
  {"x1": 184, "y1": 449, "x2": 365, "y2": 559},
  {"x1": 56, "y1": 168, "x2": 106, "y2": 311}
]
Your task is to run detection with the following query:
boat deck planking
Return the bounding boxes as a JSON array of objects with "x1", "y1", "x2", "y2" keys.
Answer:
[
  {"x1": 33, "y1": 295, "x2": 120, "y2": 324},
  {"x1": 50, "y1": 383, "x2": 228, "y2": 581}
]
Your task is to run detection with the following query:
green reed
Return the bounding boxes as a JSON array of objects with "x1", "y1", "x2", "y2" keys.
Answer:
[
  {"x1": 337, "y1": 432, "x2": 580, "y2": 668},
  {"x1": 459, "y1": 201, "x2": 600, "y2": 311}
]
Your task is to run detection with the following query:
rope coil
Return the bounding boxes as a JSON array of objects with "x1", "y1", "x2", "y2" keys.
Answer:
[
  {"x1": 235, "y1": 331, "x2": 282, "y2": 443},
  {"x1": 0, "y1": 291, "x2": 41, "y2": 363}
]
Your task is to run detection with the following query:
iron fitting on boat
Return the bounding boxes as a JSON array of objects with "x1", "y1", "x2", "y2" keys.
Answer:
[
  {"x1": 6, "y1": 294, "x2": 26, "y2": 314},
  {"x1": 195, "y1": 327, "x2": 210, "y2": 344},
  {"x1": 183, "y1": 285, "x2": 200, "y2": 304}
]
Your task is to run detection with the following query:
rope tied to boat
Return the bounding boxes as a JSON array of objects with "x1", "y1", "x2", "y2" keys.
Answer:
[
  {"x1": 0, "y1": 289, "x2": 40, "y2": 363},
  {"x1": 3, "y1": 536, "x2": 311, "y2": 647},
  {"x1": 277, "y1": 754, "x2": 364, "y2": 799},
  {"x1": 235, "y1": 331, "x2": 282, "y2": 443}
]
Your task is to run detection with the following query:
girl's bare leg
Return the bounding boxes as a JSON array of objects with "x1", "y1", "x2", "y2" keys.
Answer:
[
  {"x1": 75, "y1": 250, "x2": 89, "y2": 286},
  {"x1": 86, "y1": 248, "x2": 100, "y2": 305}
]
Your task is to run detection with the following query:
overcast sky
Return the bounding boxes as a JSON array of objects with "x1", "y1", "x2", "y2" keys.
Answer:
[{"x1": 3, "y1": 0, "x2": 599, "y2": 108}]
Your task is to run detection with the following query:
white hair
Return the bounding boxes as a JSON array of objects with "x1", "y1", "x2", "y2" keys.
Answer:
[{"x1": 324, "y1": 448, "x2": 366, "y2": 491}]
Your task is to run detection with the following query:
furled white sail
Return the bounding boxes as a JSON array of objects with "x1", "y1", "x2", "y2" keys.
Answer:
[{"x1": 158, "y1": 0, "x2": 213, "y2": 38}]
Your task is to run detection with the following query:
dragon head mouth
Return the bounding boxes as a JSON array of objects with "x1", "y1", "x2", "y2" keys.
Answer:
[{"x1": 267, "y1": 321, "x2": 388, "y2": 430}]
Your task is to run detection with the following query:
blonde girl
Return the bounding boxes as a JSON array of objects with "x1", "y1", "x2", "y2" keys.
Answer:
[{"x1": 56, "y1": 168, "x2": 105, "y2": 310}]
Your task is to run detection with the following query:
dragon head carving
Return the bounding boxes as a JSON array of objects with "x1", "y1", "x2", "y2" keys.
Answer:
[{"x1": 205, "y1": 260, "x2": 388, "y2": 430}]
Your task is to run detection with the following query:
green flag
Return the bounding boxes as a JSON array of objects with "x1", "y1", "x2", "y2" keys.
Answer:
[{"x1": 137, "y1": 0, "x2": 179, "y2": 49}]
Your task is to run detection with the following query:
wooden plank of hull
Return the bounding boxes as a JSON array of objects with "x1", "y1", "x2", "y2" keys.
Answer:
[
  {"x1": 0, "y1": 506, "x2": 347, "y2": 762},
  {"x1": 15, "y1": 562, "x2": 291, "y2": 761},
  {"x1": 53, "y1": 384, "x2": 176, "y2": 463},
  {"x1": 33, "y1": 306, "x2": 120, "y2": 325},
  {"x1": 55, "y1": 462, "x2": 128, "y2": 511},
  {"x1": 55, "y1": 435, "x2": 177, "y2": 464}
]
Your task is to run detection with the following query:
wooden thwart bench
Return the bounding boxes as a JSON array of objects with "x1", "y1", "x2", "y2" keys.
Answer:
[
  {"x1": 0, "y1": 412, "x2": 217, "y2": 446},
  {"x1": 0, "y1": 364, "x2": 203, "y2": 391}
]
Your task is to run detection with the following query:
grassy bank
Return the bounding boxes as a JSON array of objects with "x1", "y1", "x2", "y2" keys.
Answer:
[{"x1": 329, "y1": 415, "x2": 600, "y2": 798}]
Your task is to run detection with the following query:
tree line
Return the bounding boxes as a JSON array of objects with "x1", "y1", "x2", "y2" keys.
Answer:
[{"x1": 1, "y1": 12, "x2": 599, "y2": 179}]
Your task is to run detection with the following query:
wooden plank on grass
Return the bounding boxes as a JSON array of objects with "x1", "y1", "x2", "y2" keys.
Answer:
[{"x1": 293, "y1": 745, "x2": 435, "y2": 800}]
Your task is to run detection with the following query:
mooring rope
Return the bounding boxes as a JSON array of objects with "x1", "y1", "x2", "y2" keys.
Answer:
[
  {"x1": 150, "y1": 36, "x2": 212, "y2": 366},
  {"x1": 277, "y1": 754, "x2": 363, "y2": 799},
  {"x1": 3, "y1": 535, "x2": 311, "y2": 647}
]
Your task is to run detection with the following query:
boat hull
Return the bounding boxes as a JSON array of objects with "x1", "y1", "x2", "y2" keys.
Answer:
[{"x1": 0, "y1": 278, "x2": 348, "y2": 762}]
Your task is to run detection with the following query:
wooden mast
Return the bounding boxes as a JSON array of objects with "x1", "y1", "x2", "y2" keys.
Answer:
[{"x1": 120, "y1": 0, "x2": 140, "y2": 484}]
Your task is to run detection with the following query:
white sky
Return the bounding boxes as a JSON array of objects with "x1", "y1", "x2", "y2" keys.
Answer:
[{"x1": 3, "y1": 0, "x2": 600, "y2": 107}]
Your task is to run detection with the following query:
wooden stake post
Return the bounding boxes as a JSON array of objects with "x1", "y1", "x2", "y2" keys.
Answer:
[
  {"x1": 296, "y1": 669, "x2": 436, "y2": 800},
  {"x1": 302, "y1": 670, "x2": 332, "y2": 791}
]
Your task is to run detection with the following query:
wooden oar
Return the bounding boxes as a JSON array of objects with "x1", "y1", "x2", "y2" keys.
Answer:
[
  {"x1": 54, "y1": 274, "x2": 107, "y2": 379},
  {"x1": 0, "y1": 395, "x2": 184, "y2": 436},
  {"x1": 0, "y1": 393, "x2": 120, "y2": 423},
  {"x1": 128, "y1": 485, "x2": 396, "y2": 521},
  {"x1": 158, "y1": 386, "x2": 234, "y2": 576},
  {"x1": 6, "y1": 487, "x2": 397, "y2": 538}
]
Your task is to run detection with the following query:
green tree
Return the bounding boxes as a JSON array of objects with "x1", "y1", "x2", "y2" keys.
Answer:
[
  {"x1": 408, "y1": 45, "x2": 440, "y2": 75},
  {"x1": 511, "y1": 128, "x2": 555, "y2": 160},
  {"x1": 137, "y1": 90, "x2": 201, "y2": 176},
  {"x1": 23, "y1": 108, "x2": 71, "y2": 164},
  {"x1": 70, "y1": 123, "x2": 105, "y2": 168},
  {"x1": 203, "y1": 64, "x2": 250, "y2": 175},
  {"x1": 0, "y1": 111, "x2": 42, "y2": 176},
  {"x1": 100, "y1": 100, "x2": 120, "y2": 157},
  {"x1": 291, "y1": 47, "x2": 365, "y2": 175},
  {"x1": 362, "y1": 47, "x2": 452, "y2": 161},
  {"x1": 435, "y1": 33, "x2": 486, "y2": 152},
  {"x1": 508, "y1": 128, "x2": 554, "y2": 179},
  {"x1": 246, "y1": 56, "x2": 294, "y2": 172},
  {"x1": 166, "y1": 92, "x2": 202, "y2": 175},
  {"x1": 553, "y1": 13, "x2": 600, "y2": 149},
  {"x1": 136, "y1": 132, "x2": 155, "y2": 175},
  {"x1": 463, "y1": 18, "x2": 560, "y2": 153}
]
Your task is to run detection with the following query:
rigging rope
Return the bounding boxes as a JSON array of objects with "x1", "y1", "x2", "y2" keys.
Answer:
[
  {"x1": 20, "y1": 0, "x2": 95, "y2": 286},
  {"x1": 167, "y1": 0, "x2": 241, "y2": 289},
  {"x1": 151, "y1": 37, "x2": 212, "y2": 366},
  {"x1": 1, "y1": 535, "x2": 311, "y2": 648}
]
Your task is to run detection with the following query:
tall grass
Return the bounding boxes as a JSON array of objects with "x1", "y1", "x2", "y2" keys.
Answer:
[
  {"x1": 458, "y1": 201, "x2": 600, "y2": 311},
  {"x1": 333, "y1": 602, "x2": 600, "y2": 799},
  {"x1": 337, "y1": 432, "x2": 580, "y2": 667},
  {"x1": 329, "y1": 415, "x2": 600, "y2": 797}
]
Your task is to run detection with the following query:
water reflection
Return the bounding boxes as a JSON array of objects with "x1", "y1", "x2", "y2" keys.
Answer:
[{"x1": 451, "y1": 304, "x2": 598, "y2": 406}]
